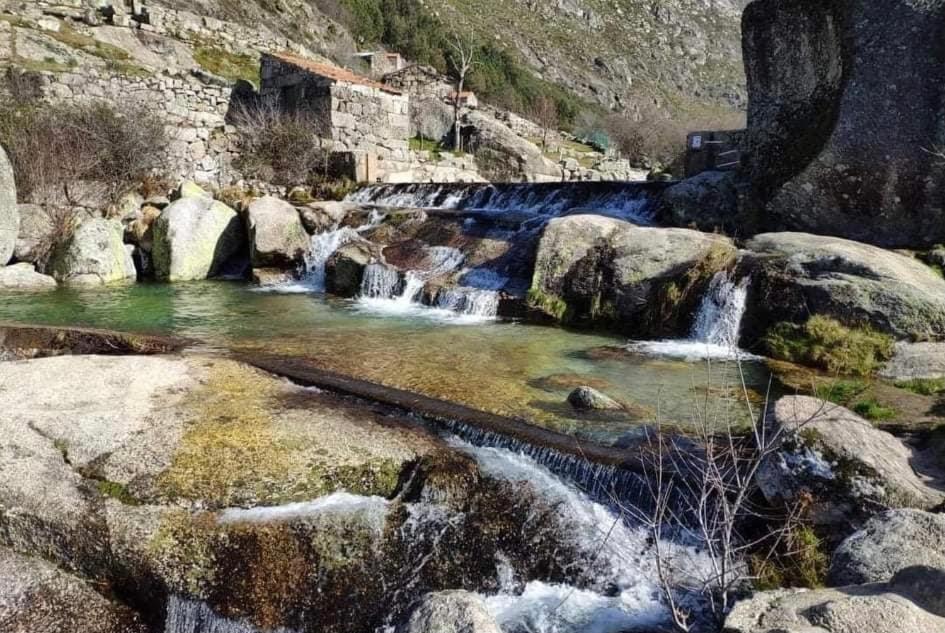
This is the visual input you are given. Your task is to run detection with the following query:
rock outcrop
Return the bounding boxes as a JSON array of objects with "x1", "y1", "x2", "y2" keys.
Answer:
[
  {"x1": 757, "y1": 397, "x2": 943, "y2": 531},
  {"x1": 400, "y1": 591, "x2": 501, "y2": 633},
  {"x1": 465, "y1": 111, "x2": 562, "y2": 182},
  {"x1": 152, "y1": 197, "x2": 245, "y2": 282},
  {"x1": 326, "y1": 239, "x2": 383, "y2": 297},
  {"x1": 0, "y1": 263, "x2": 57, "y2": 290},
  {"x1": 879, "y1": 342, "x2": 945, "y2": 381},
  {"x1": 742, "y1": 232, "x2": 945, "y2": 341},
  {"x1": 657, "y1": 170, "x2": 739, "y2": 233},
  {"x1": 830, "y1": 510, "x2": 945, "y2": 586},
  {"x1": 47, "y1": 218, "x2": 136, "y2": 285},
  {"x1": 724, "y1": 568, "x2": 945, "y2": 633},
  {"x1": 0, "y1": 547, "x2": 147, "y2": 633},
  {"x1": 529, "y1": 214, "x2": 735, "y2": 335},
  {"x1": 246, "y1": 196, "x2": 309, "y2": 268},
  {"x1": 742, "y1": 0, "x2": 945, "y2": 248},
  {"x1": 0, "y1": 145, "x2": 19, "y2": 266}
]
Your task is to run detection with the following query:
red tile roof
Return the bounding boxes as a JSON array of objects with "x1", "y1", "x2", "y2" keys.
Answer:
[{"x1": 269, "y1": 52, "x2": 403, "y2": 95}]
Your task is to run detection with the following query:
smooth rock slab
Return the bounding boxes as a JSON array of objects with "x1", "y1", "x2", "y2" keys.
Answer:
[
  {"x1": 13, "y1": 203, "x2": 51, "y2": 264},
  {"x1": 879, "y1": 342, "x2": 945, "y2": 381},
  {"x1": 743, "y1": 232, "x2": 945, "y2": 341},
  {"x1": 0, "y1": 263, "x2": 56, "y2": 290},
  {"x1": 830, "y1": 510, "x2": 945, "y2": 586},
  {"x1": 758, "y1": 396, "x2": 943, "y2": 531}
]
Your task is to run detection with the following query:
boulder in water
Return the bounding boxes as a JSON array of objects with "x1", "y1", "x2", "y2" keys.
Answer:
[
  {"x1": 830, "y1": 510, "x2": 945, "y2": 586},
  {"x1": 567, "y1": 386, "x2": 624, "y2": 411},
  {"x1": 529, "y1": 214, "x2": 735, "y2": 336},
  {"x1": 326, "y1": 238, "x2": 383, "y2": 297},
  {"x1": 0, "y1": 145, "x2": 19, "y2": 266},
  {"x1": 742, "y1": 232, "x2": 945, "y2": 342},
  {"x1": 758, "y1": 396, "x2": 943, "y2": 533},
  {"x1": 152, "y1": 196, "x2": 245, "y2": 282},
  {"x1": 47, "y1": 218, "x2": 136, "y2": 286},
  {"x1": 299, "y1": 200, "x2": 351, "y2": 234},
  {"x1": 399, "y1": 591, "x2": 501, "y2": 633},
  {"x1": 0, "y1": 262, "x2": 57, "y2": 290},
  {"x1": 246, "y1": 196, "x2": 309, "y2": 269}
]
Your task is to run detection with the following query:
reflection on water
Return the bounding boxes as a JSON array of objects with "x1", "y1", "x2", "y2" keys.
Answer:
[{"x1": 0, "y1": 283, "x2": 771, "y2": 444}]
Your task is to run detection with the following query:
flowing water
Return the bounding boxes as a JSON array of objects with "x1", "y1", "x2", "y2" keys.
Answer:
[{"x1": 0, "y1": 282, "x2": 769, "y2": 444}]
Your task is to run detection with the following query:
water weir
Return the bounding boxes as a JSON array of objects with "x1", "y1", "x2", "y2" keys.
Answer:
[{"x1": 348, "y1": 181, "x2": 673, "y2": 223}]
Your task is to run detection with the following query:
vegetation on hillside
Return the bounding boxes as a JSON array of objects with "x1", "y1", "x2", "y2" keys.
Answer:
[
  {"x1": 765, "y1": 316, "x2": 895, "y2": 378},
  {"x1": 315, "y1": 0, "x2": 591, "y2": 128}
]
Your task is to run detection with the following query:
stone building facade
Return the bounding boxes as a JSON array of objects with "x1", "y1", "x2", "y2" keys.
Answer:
[{"x1": 259, "y1": 53, "x2": 411, "y2": 181}]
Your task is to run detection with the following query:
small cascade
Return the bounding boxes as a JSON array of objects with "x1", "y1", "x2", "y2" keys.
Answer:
[
  {"x1": 436, "y1": 287, "x2": 500, "y2": 318},
  {"x1": 360, "y1": 263, "x2": 401, "y2": 299},
  {"x1": 627, "y1": 271, "x2": 753, "y2": 361},
  {"x1": 690, "y1": 271, "x2": 750, "y2": 349},
  {"x1": 301, "y1": 227, "x2": 361, "y2": 292}
]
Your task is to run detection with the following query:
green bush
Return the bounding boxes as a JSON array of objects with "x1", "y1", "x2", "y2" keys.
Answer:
[
  {"x1": 323, "y1": 0, "x2": 591, "y2": 128},
  {"x1": 765, "y1": 316, "x2": 895, "y2": 377},
  {"x1": 895, "y1": 377, "x2": 945, "y2": 396},
  {"x1": 852, "y1": 399, "x2": 897, "y2": 421}
]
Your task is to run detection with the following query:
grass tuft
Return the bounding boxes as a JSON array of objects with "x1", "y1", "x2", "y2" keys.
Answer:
[{"x1": 765, "y1": 316, "x2": 895, "y2": 377}]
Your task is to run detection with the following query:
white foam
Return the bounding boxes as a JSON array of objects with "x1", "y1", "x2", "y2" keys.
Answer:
[{"x1": 217, "y1": 492, "x2": 389, "y2": 525}]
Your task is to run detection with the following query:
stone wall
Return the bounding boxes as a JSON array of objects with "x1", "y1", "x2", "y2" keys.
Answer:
[{"x1": 260, "y1": 54, "x2": 411, "y2": 181}]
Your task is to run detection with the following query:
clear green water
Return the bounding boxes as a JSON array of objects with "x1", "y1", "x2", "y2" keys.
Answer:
[{"x1": 0, "y1": 282, "x2": 770, "y2": 445}]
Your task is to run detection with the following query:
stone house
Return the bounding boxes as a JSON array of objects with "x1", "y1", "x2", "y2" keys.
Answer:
[
  {"x1": 355, "y1": 51, "x2": 407, "y2": 76},
  {"x1": 259, "y1": 52, "x2": 411, "y2": 182},
  {"x1": 383, "y1": 64, "x2": 453, "y2": 101}
]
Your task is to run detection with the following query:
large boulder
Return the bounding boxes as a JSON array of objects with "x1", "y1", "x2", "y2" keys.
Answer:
[
  {"x1": 399, "y1": 591, "x2": 501, "y2": 633},
  {"x1": 757, "y1": 396, "x2": 943, "y2": 532},
  {"x1": 657, "y1": 170, "x2": 739, "y2": 233},
  {"x1": 879, "y1": 342, "x2": 945, "y2": 381},
  {"x1": 152, "y1": 197, "x2": 245, "y2": 282},
  {"x1": 299, "y1": 200, "x2": 352, "y2": 234},
  {"x1": 246, "y1": 196, "x2": 309, "y2": 268},
  {"x1": 742, "y1": 0, "x2": 945, "y2": 248},
  {"x1": 326, "y1": 238, "x2": 384, "y2": 297},
  {"x1": 13, "y1": 204, "x2": 52, "y2": 264},
  {"x1": 724, "y1": 571, "x2": 945, "y2": 633},
  {"x1": 529, "y1": 214, "x2": 735, "y2": 335},
  {"x1": 0, "y1": 547, "x2": 147, "y2": 633},
  {"x1": 465, "y1": 111, "x2": 561, "y2": 182},
  {"x1": 47, "y1": 218, "x2": 136, "y2": 286},
  {"x1": 0, "y1": 263, "x2": 57, "y2": 290},
  {"x1": 0, "y1": 145, "x2": 19, "y2": 265},
  {"x1": 742, "y1": 232, "x2": 945, "y2": 341},
  {"x1": 830, "y1": 510, "x2": 945, "y2": 586}
]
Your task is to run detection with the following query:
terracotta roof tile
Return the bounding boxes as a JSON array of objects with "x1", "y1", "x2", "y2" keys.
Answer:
[{"x1": 269, "y1": 52, "x2": 403, "y2": 95}]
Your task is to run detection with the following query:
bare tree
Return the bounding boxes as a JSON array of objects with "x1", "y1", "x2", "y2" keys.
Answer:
[
  {"x1": 529, "y1": 95, "x2": 559, "y2": 152},
  {"x1": 618, "y1": 361, "x2": 821, "y2": 631},
  {"x1": 447, "y1": 31, "x2": 479, "y2": 152}
]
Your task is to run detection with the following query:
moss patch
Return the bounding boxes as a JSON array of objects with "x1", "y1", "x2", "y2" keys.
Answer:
[
  {"x1": 852, "y1": 398, "x2": 898, "y2": 422},
  {"x1": 765, "y1": 316, "x2": 895, "y2": 377},
  {"x1": 527, "y1": 287, "x2": 569, "y2": 321},
  {"x1": 194, "y1": 45, "x2": 259, "y2": 84},
  {"x1": 97, "y1": 479, "x2": 142, "y2": 506}
]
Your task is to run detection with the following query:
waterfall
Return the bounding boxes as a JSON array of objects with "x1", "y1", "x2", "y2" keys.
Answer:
[
  {"x1": 690, "y1": 271, "x2": 749, "y2": 349},
  {"x1": 452, "y1": 439, "x2": 715, "y2": 633},
  {"x1": 626, "y1": 271, "x2": 753, "y2": 361},
  {"x1": 360, "y1": 263, "x2": 401, "y2": 299},
  {"x1": 301, "y1": 227, "x2": 361, "y2": 292}
]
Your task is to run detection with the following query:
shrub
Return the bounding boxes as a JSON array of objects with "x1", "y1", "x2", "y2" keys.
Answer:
[
  {"x1": 232, "y1": 100, "x2": 330, "y2": 187},
  {"x1": 895, "y1": 377, "x2": 945, "y2": 396},
  {"x1": 0, "y1": 98, "x2": 167, "y2": 208},
  {"x1": 765, "y1": 316, "x2": 895, "y2": 377},
  {"x1": 752, "y1": 525, "x2": 829, "y2": 590}
]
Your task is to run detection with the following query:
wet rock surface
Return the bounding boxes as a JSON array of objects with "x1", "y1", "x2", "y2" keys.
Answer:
[{"x1": 0, "y1": 145, "x2": 17, "y2": 266}]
